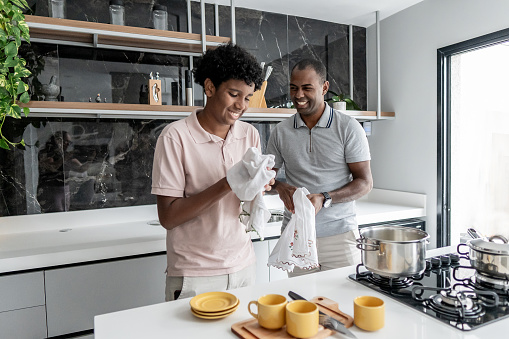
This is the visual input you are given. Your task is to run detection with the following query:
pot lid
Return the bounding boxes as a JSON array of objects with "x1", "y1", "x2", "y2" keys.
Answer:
[{"x1": 468, "y1": 238, "x2": 509, "y2": 255}]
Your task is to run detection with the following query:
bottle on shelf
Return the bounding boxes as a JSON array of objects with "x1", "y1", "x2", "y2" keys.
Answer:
[
  {"x1": 109, "y1": 0, "x2": 125, "y2": 26},
  {"x1": 48, "y1": 0, "x2": 66, "y2": 19},
  {"x1": 185, "y1": 70, "x2": 193, "y2": 106},
  {"x1": 152, "y1": 4, "x2": 168, "y2": 31}
]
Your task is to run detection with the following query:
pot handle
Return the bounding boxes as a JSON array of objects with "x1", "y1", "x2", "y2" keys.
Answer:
[
  {"x1": 488, "y1": 235, "x2": 509, "y2": 244},
  {"x1": 356, "y1": 238, "x2": 380, "y2": 251},
  {"x1": 457, "y1": 243, "x2": 470, "y2": 258}
]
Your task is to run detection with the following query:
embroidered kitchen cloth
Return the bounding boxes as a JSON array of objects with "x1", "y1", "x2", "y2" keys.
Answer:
[
  {"x1": 267, "y1": 187, "x2": 319, "y2": 272},
  {"x1": 227, "y1": 147, "x2": 276, "y2": 240}
]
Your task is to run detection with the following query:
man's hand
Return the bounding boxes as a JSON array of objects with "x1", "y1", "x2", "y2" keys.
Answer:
[
  {"x1": 307, "y1": 193, "x2": 325, "y2": 215},
  {"x1": 274, "y1": 181, "x2": 297, "y2": 213}
]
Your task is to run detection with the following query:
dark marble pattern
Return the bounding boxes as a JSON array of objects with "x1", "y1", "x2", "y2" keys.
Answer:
[
  {"x1": 288, "y1": 16, "x2": 348, "y2": 103},
  {"x1": 0, "y1": 119, "x2": 277, "y2": 216},
  {"x1": 4, "y1": 1, "x2": 367, "y2": 217},
  {"x1": 236, "y1": 9, "x2": 289, "y2": 108},
  {"x1": 353, "y1": 26, "x2": 367, "y2": 110},
  {"x1": 20, "y1": 42, "x2": 190, "y2": 105}
]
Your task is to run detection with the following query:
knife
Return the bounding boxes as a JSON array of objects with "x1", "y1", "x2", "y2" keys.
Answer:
[{"x1": 288, "y1": 291, "x2": 357, "y2": 339}]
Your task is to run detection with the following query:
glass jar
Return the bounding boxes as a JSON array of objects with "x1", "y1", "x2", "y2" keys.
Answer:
[
  {"x1": 48, "y1": 0, "x2": 66, "y2": 19},
  {"x1": 153, "y1": 4, "x2": 168, "y2": 31},
  {"x1": 109, "y1": 0, "x2": 125, "y2": 26}
]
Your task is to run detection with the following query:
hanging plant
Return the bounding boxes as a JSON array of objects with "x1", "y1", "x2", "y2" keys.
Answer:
[{"x1": 0, "y1": 0, "x2": 31, "y2": 150}]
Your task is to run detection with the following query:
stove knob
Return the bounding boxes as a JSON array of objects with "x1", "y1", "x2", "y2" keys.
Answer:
[
  {"x1": 440, "y1": 255, "x2": 452, "y2": 266},
  {"x1": 450, "y1": 254, "x2": 460, "y2": 263},
  {"x1": 431, "y1": 257, "x2": 442, "y2": 268},
  {"x1": 425, "y1": 260, "x2": 432, "y2": 270}
]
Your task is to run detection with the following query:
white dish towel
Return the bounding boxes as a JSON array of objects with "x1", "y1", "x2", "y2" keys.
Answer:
[
  {"x1": 227, "y1": 147, "x2": 276, "y2": 240},
  {"x1": 267, "y1": 187, "x2": 319, "y2": 272}
]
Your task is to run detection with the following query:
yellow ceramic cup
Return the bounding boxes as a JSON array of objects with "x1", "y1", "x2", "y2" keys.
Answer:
[
  {"x1": 354, "y1": 296, "x2": 385, "y2": 331},
  {"x1": 285, "y1": 300, "x2": 319, "y2": 338},
  {"x1": 248, "y1": 294, "x2": 287, "y2": 330}
]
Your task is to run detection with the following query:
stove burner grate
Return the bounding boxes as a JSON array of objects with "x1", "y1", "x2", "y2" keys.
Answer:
[
  {"x1": 413, "y1": 286, "x2": 485, "y2": 321},
  {"x1": 355, "y1": 264, "x2": 415, "y2": 290},
  {"x1": 453, "y1": 266, "x2": 509, "y2": 300}
]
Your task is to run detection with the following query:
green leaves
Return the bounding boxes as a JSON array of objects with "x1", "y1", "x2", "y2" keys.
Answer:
[
  {"x1": 1, "y1": 0, "x2": 31, "y2": 150},
  {"x1": 326, "y1": 90, "x2": 361, "y2": 110}
]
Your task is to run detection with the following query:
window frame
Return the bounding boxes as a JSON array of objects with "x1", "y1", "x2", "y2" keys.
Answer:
[{"x1": 436, "y1": 28, "x2": 509, "y2": 247}]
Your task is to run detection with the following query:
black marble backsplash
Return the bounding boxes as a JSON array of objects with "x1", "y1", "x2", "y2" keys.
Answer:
[
  {"x1": 1, "y1": 0, "x2": 366, "y2": 217},
  {"x1": 0, "y1": 118, "x2": 276, "y2": 216}
]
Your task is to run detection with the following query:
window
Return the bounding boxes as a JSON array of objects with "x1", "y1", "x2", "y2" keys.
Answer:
[{"x1": 438, "y1": 29, "x2": 509, "y2": 246}]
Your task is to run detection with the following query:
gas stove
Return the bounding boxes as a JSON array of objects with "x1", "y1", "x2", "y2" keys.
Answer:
[{"x1": 349, "y1": 253, "x2": 509, "y2": 331}]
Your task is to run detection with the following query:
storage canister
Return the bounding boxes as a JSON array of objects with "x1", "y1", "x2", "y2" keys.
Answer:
[
  {"x1": 153, "y1": 4, "x2": 168, "y2": 31},
  {"x1": 109, "y1": 0, "x2": 125, "y2": 26}
]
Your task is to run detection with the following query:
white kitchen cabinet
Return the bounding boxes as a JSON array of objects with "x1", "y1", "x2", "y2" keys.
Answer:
[
  {"x1": 252, "y1": 240, "x2": 270, "y2": 284},
  {"x1": 0, "y1": 305, "x2": 47, "y2": 339},
  {"x1": 0, "y1": 271, "x2": 47, "y2": 338},
  {"x1": 44, "y1": 254, "x2": 166, "y2": 337},
  {"x1": 0, "y1": 271, "x2": 45, "y2": 312},
  {"x1": 268, "y1": 239, "x2": 289, "y2": 281}
]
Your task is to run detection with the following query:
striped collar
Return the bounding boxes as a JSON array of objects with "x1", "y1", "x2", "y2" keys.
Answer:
[
  {"x1": 187, "y1": 109, "x2": 247, "y2": 144},
  {"x1": 293, "y1": 103, "x2": 334, "y2": 129}
]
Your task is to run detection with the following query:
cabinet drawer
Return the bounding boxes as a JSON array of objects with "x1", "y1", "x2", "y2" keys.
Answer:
[
  {"x1": 45, "y1": 254, "x2": 166, "y2": 337},
  {"x1": 0, "y1": 271, "x2": 45, "y2": 312},
  {"x1": 0, "y1": 305, "x2": 47, "y2": 339}
]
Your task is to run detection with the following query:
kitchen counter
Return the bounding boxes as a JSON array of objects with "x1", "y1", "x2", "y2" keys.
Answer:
[
  {"x1": 0, "y1": 189, "x2": 426, "y2": 274},
  {"x1": 94, "y1": 247, "x2": 503, "y2": 339}
]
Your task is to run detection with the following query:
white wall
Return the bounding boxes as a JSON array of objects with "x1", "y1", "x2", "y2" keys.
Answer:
[{"x1": 366, "y1": 0, "x2": 509, "y2": 247}]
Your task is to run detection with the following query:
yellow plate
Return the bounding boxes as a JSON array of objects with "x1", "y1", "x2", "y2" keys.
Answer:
[
  {"x1": 190, "y1": 306, "x2": 237, "y2": 319},
  {"x1": 192, "y1": 302, "x2": 239, "y2": 316},
  {"x1": 189, "y1": 292, "x2": 239, "y2": 313}
]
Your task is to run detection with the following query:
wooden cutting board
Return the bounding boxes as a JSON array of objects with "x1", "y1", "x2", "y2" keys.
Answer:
[
  {"x1": 231, "y1": 296, "x2": 353, "y2": 339},
  {"x1": 310, "y1": 296, "x2": 354, "y2": 328}
]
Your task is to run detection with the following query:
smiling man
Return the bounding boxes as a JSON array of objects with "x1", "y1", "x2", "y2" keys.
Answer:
[
  {"x1": 266, "y1": 59, "x2": 373, "y2": 277},
  {"x1": 151, "y1": 43, "x2": 269, "y2": 301}
]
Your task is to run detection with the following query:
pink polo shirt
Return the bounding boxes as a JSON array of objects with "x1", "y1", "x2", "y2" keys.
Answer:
[{"x1": 151, "y1": 109, "x2": 258, "y2": 277}]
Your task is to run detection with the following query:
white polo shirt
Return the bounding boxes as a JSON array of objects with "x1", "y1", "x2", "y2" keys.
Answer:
[
  {"x1": 151, "y1": 109, "x2": 258, "y2": 277},
  {"x1": 266, "y1": 103, "x2": 371, "y2": 237}
]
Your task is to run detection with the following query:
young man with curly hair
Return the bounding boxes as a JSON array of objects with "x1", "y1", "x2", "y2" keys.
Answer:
[{"x1": 151, "y1": 43, "x2": 271, "y2": 301}]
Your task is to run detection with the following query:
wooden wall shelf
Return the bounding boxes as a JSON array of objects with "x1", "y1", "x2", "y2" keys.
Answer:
[
  {"x1": 23, "y1": 101, "x2": 394, "y2": 121},
  {"x1": 25, "y1": 15, "x2": 230, "y2": 55}
]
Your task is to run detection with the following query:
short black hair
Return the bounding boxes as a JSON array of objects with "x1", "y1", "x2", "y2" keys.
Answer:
[
  {"x1": 291, "y1": 59, "x2": 327, "y2": 83},
  {"x1": 193, "y1": 42, "x2": 263, "y2": 91}
]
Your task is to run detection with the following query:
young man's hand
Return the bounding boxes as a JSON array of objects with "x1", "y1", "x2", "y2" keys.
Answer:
[
  {"x1": 263, "y1": 167, "x2": 276, "y2": 192},
  {"x1": 273, "y1": 181, "x2": 297, "y2": 213}
]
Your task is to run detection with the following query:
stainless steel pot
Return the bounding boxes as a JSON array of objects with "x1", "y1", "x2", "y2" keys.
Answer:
[
  {"x1": 457, "y1": 238, "x2": 509, "y2": 279},
  {"x1": 357, "y1": 225, "x2": 430, "y2": 278}
]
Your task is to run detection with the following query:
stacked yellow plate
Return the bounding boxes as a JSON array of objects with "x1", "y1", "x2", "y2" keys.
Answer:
[{"x1": 190, "y1": 292, "x2": 240, "y2": 319}]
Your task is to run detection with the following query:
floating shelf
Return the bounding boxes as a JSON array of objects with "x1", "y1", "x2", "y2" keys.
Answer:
[
  {"x1": 23, "y1": 101, "x2": 394, "y2": 121},
  {"x1": 25, "y1": 15, "x2": 230, "y2": 56}
]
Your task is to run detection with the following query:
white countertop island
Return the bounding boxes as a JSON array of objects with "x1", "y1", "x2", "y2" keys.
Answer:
[
  {"x1": 94, "y1": 247, "x2": 504, "y2": 339},
  {"x1": 0, "y1": 189, "x2": 426, "y2": 274}
]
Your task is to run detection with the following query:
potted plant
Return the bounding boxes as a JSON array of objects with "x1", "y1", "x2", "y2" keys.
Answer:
[
  {"x1": 327, "y1": 90, "x2": 361, "y2": 111},
  {"x1": 0, "y1": 0, "x2": 31, "y2": 150}
]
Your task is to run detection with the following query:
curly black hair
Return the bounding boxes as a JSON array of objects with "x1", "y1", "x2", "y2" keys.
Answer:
[{"x1": 193, "y1": 42, "x2": 263, "y2": 91}]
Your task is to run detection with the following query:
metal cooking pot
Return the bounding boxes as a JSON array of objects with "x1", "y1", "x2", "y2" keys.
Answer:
[
  {"x1": 357, "y1": 225, "x2": 430, "y2": 278},
  {"x1": 457, "y1": 238, "x2": 509, "y2": 279}
]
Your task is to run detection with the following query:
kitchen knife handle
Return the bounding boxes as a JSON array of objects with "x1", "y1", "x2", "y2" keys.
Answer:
[{"x1": 288, "y1": 291, "x2": 306, "y2": 301}]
